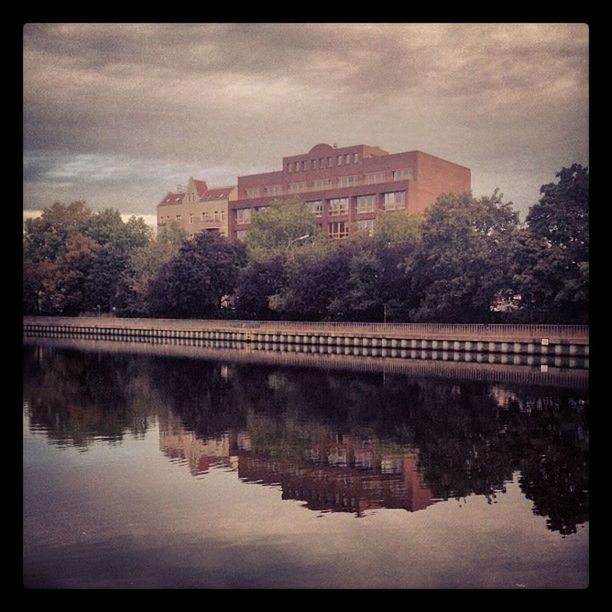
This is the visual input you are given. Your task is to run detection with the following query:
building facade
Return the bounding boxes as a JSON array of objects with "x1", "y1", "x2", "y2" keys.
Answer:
[
  {"x1": 228, "y1": 143, "x2": 471, "y2": 241},
  {"x1": 157, "y1": 176, "x2": 237, "y2": 238}
]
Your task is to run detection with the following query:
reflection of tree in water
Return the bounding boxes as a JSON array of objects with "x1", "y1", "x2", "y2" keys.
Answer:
[
  {"x1": 501, "y1": 392, "x2": 589, "y2": 535},
  {"x1": 146, "y1": 357, "x2": 247, "y2": 437},
  {"x1": 23, "y1": 345, "x2": 155, "y2": 448},
  {"x1": 23, "y1": 345, "x2": 588, "y2": 533}
]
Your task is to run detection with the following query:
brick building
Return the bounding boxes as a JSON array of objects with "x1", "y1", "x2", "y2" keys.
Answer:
[
  {"x1": 157, "y1": 176, "x2": 237, "y2": 238},
  {"x1": 229, "y1": 143, "x2": 471, "y2": 241}
]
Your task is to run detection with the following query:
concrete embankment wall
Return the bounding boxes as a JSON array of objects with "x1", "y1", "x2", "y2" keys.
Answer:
[
  {"x1": 24, "y1": 335, "x2": 590, "y2": 390},
  {"x1": 23, "y1": 316, "x2": 589, "y2": 358}
]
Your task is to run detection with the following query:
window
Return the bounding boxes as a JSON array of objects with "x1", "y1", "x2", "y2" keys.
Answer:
[
  {"x1": 267, "y1": 185, "x2": 284, "y2": 196},
  {"x1": 236, "y1": 230, "x2": 248, "y2": 241},
  {"x1": 289, "y1": 182, "x2": 307, "y2": 193},
  {"x1": 365, "y1": 172, "x2": 386, "y2": 184},
  {"x1": 345, "y1": 154, "x2": 351, "y2": 164},
  {"x1": 338, "y1": 175, "x2": 358, "y2": 188},
  {"x1": 356, "y1": 219, "x2": 375, "y2": 235},
  {"x1": 213, "y1": 210, "x2": 220, "y2": 222},
  {"x1": 312, "y1": 159, "x2": 318, "y2": 169},
  {"x1": 189, "y1": 213, "x2": 194, "y2": 224},
  {"x1": 236, "y1": 208, "x2": 252, "y2": 224},
  {"x1": 255, "y1": 206, "x2": 270, "y2": 214},
  {"x1": 313, "y1": 179, "x2": 332, "y2": 190},
  {"x1": 337, "y1": 155, "x2": 343, "y2": 166},
  {"x1": 287, "y1": 162, "x2": 293, "y2": 173},
  {"x1": 356, "y1": 194, "x2": 377, "y2": 213},
  {"x1": 329, "y1": 197, "x2": 349, "y2": 216},
  {"x1": 220, "y1": 210, "x2": 226, "y2": 221},
  {"x1": 305, "y1": 200, "x2": 323, "y2": 217},
  {"x1": 175, "y1": 214, "x2": 182, "y2": 220},
  {"x1": 383, "y1": 191, "x2": 406, "y2": 211},
  {"x1": 329, "y1": 221, "x2": 349, "y2": 239},
  {"x1": 353, "y1": 153, "x2": 359, "y2": 163},
  {"x1": 327, "y1": 157, "x2": 333, "y2": 167},
  {"x1": 302, "y1": 160, "x2": 307, "y2": 171},
  {"x1": 245, "y1": 187, "x2": 261, "y2": 198},
  {"x1": 319, "y1": 158, "x2": 325, "y2": 167},
  {"x1": 393, "y1": 168, "x2": 414, "y2": 180}
]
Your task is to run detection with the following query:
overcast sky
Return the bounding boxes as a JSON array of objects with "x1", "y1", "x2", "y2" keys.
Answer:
[{"x1": 23, "y1": 23, "x2": 589, "y2": 221}]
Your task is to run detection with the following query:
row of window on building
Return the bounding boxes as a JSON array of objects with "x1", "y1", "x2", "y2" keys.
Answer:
[
  {"x1": 287, "y1": 152, "x2": 360, "y2": 173},
  {"x1": 235, "y1": 219, "x2": 373, "y2": 242},
  {"x1": 244, "y1": 168, "x2": 413, "y2": 198},
  {"x1": 234, "y1": 191, "x2": 406, "y2": 225},
  {"x1": 159, "y1": 210, "x2": 226, "y2": 224}
]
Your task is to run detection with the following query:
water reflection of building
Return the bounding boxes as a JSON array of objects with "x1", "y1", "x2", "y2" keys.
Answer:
[
  {"x1": 159, "y1": 416, "x2": 436, "y2": 516},
  {"x1": 237, "y1": 434, "x2": 436, "y2": 516},
  {"x1": 159, "y1": 414, "x2": 244, "y2": 474}
]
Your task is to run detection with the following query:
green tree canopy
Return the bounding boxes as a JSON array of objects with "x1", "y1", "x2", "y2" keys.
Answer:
[
  {"x1": 23, "y1": 203, "x2": 155, "y2": 315},
  {"x1": 513, "y1": 164, "x2": 589, "y2": 323},
  {"x1": 116, "y1": 222, "x2": 188, "y2": 317},
  {"x1": 526, "y1": 164, "x2": 589, "y2": 257},
  {"x1": 243, "y1": 198, "x2": 324, "y2": 261},
  {"x1": 148, "y1": 231, "x2": 246, "y2": 318},
  {"x1": 406, "y1": 190, "x2": 520, "y2": 322},
  {"x1": 24, "y1": 201, "x2": 92, "y2": 263}
]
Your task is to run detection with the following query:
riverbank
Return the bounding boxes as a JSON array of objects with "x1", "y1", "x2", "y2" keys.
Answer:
[{"x1": 23, "y1": 316, "x2": 589, "y2": 358}]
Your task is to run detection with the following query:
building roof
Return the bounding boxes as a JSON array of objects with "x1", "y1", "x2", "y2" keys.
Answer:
[
  {"x1": 200, "y1": 186, "x2": 235, "y2": 201},
  {"x1": 159, "y1": 192, "x2": 185, "y2": 205},
  {"x1": 193, "y1": 179, "x2": 208, "y2": 197},
  {"x1": 158, "y1": 186, "x2": 235, "y2": 207}
]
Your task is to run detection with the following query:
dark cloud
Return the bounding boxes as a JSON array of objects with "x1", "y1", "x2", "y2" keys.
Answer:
[{"x1": 23, "y1": 23, "x2": 588, "y2": 218}]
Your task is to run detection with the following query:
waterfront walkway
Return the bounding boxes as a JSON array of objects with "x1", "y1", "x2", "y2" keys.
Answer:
[{"x1": 23, "y1": 316, "x2": 588, "y2": 343}]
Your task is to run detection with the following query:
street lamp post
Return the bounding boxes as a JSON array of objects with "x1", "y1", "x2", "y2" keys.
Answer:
[{"x1": 288, "y1": 234, "x2": 310, "y2": 248}]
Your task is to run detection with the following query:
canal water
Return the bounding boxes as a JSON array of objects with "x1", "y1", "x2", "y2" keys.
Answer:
[{"x1": 22, "y1": 340, "x2": 589, "y2": 589}]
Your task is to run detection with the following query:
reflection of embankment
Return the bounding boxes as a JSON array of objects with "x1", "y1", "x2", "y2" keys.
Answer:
[
  {"x1": 23, "y1": 336, "x2": 589, "y2": 390},
  {"x1": 158, "y1": 414, "x2": 435, "y2": 516}
]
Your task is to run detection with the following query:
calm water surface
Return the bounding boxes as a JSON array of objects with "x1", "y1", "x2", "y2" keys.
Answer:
[{"x1": 22, "y1": 340, "x2": 589, "y2": 589}]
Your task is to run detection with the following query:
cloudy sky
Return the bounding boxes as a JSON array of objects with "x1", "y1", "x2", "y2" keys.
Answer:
[{"x1": 23, "y1": 23, "x2": 589, "y2": 222}]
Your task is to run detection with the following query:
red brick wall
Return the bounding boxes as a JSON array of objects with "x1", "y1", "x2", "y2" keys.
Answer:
[
  {"x1": 229, "y1": 145, "x2": 471, "y2": 239},
  {"x1": 412, "y1": 151, "x2": 471, "y2": 213}
]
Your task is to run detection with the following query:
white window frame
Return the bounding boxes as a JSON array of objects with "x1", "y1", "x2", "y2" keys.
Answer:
[
  {"x1": 365, "y1": 172, "x2": 386, "y2": 184},
  {"x1": 356, "y1": 194, "x2": 377, "y2": 213},
  {"x1": 329, "y1": 197, "x2": 349, "y2": 216},
  {"x1": 236, "y1": 208, "x2": 252, "y2": 224},
  {"x1": 329, "y1": 221, "x2": 349, "y2": 239},
  {"x1": 305, "y1": 200, "x2": 324, "y2": 217},
  {"x1": 383, "y1": 191, "x2": 406, "y2": 211}
]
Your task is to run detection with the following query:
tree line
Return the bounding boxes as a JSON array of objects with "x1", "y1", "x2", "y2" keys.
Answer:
[{"x1": 23, "y1": 164, "x2": 589, "y2": 324}]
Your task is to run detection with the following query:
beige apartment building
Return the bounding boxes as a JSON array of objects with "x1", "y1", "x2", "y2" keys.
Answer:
[{"x1": 157, "y1": 176, "x2": 237, "y2": 238}]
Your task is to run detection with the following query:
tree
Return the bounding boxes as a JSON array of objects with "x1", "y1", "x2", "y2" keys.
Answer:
[
  {"x1": 346, "y1": 212, "x2": 423, "y2": 321},
  {"x1": 82, "y1": 209, "x2": 151, "y2": 252},
  {"x1": 269, "y1": 246, "x2": 353, "y2": 320},
  {"x1": 513, "y1": 165, "x2": 589, "y2": 323},
  {"x1": 148, "y1": 231, "x2": 246, "y2": 318},
  {"x1": 243, "y1": 198, "x2": 324, "y2": 261},
  {"x1": 526, "y1": 164, "x2": 588, "y2": 257},
  {"x1": 115, "y1": 222, "x2": 188, "y2": 317},
  {"x1": 406, "y1": 190, "x2": 520, "y2": 323},
  {"x1": 24, "y1": 201, "x2": 92, "y2": 263},
  {"x1": 23, "y1": 259, "x2": 60, "y2": 315},
  {"x1": 23, "y1": 203, "x2": 155, "y2": 316},
  {"x1": 53, "y1": 234, "x2": 101, "y2": 315},
  {"x1": 234, "y1": 257, "x2": 287, "y2": 320},
  {"x1": 370, "y1": 211, "x2": 423, "y2": 248}
]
